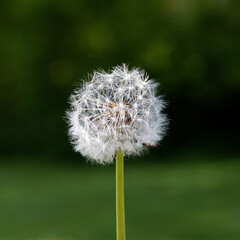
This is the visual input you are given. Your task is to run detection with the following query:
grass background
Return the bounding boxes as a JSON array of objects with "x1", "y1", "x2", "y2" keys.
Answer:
[
  {"x1": 1, "y1": 0, "x2": 240, "y2": 239},
  {"x1": 1, "y1": 153, "x2": 239, "y2": 240}
]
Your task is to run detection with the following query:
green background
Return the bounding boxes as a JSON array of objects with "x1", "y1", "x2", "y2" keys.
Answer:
[{"x1": 0, "y1": 0, "x2": 239, "y2": 239}]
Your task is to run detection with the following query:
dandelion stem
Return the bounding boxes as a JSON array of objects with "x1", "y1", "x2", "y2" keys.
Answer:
[{"x1": 116, "y1": 148, "x2": 126, "y2": 240}]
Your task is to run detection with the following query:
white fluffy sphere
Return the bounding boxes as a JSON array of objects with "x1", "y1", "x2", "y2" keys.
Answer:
[{"x1": 66, "y1": 64, "x2": 167, "y2": 164}]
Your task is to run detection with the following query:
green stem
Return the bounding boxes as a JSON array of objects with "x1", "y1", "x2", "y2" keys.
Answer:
[{"x1": 116, "y1": 148, "x2": 126, "y2": 240}]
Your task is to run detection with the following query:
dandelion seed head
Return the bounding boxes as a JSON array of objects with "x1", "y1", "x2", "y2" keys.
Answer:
[{"x1": 67, "y1": 64, "x2": 167, "y2": 164}]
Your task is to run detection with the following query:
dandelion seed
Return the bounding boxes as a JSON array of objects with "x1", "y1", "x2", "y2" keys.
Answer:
[{"x1": 66, "y1": 64, "x2": 167, "y2": 164}]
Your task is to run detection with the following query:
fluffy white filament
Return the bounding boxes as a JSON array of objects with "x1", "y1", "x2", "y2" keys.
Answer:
[{"x1": 67, "y1": 64, "x2": 167, "y2": 164}]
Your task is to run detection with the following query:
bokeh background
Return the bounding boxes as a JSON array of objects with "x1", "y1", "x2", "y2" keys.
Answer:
[{"x1": 0, "y1": 0, "x2": 240, "y2": 239}]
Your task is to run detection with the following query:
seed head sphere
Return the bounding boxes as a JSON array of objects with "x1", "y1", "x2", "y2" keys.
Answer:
[{"x1": 67, "y1": 64, "x2": 167, "y2": 164}]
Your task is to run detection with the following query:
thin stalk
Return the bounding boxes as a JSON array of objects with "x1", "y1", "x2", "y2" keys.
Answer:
[{"x1": 116, "y1": 148, "x2": 126, "y2": 240}]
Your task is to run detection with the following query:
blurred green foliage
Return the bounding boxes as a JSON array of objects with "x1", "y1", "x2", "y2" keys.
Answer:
[
  {"x1": 0, "y1": 2, "x2": 240, "y2": 239},
  {"x1": 0, "y1": 0, "x2": 239, "y2": 155}
]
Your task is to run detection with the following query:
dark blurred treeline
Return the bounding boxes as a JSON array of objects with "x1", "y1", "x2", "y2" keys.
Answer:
[{"x1": 0, "y1": 0, "x2": 239, "y2": 158}]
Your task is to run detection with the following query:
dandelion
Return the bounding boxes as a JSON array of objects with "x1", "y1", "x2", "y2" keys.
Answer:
[
  {"x1": 67, "y1": 64, "x2": 167, "y2": 164},
  {"x1": 66, "y1": 64, "x2": 167, "y2": 240}
]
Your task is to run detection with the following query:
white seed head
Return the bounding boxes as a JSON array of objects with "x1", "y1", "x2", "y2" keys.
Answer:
[{"x1": 66, "y1": 64, "x2": 167, "y2": 164}]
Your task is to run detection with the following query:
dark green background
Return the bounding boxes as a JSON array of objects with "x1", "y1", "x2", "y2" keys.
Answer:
[{"x1": 0, "y1": 0, "x2": 239, "y2": 239}]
